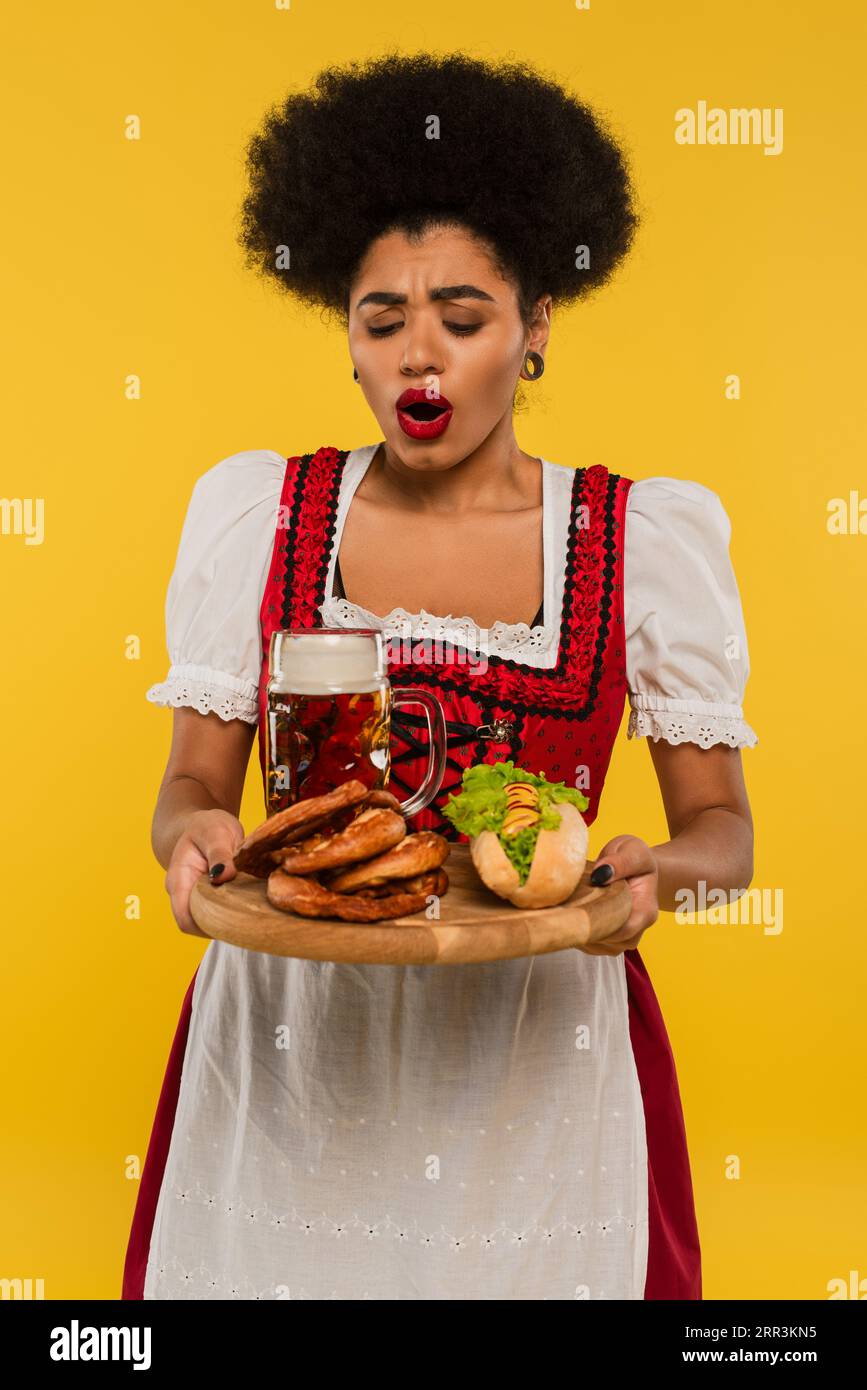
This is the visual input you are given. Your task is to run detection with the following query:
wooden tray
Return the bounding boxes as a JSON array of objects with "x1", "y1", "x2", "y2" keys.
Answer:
[{"x1": 189, "y1": 844, "x2": 631, "y2": 965}]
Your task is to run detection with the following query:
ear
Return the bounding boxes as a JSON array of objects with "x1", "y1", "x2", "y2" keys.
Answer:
[{"x1": 526, "y1": 294, "x2": 553, "y2": 356}]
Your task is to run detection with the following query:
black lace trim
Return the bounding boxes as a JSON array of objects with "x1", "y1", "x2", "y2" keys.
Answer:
[
  {"x1": 279, "y1": 452, "x2": 313, "y2": 632},
  {"x1": 318, "y1": 451, "x2": 350, "y2": 611}
]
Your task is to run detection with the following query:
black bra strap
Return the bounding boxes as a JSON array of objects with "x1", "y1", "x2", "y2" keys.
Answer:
[{"x1": 334, "y1": 554, "x2": 346, "y2": 600}]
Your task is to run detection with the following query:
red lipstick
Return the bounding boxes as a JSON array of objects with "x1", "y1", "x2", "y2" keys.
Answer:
[{"x1": 395, "y1": 387, "x2": 454, "y2": 440}]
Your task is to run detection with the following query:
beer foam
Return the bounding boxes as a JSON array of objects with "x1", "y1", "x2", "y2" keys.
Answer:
[{"x1": 269, "y1": 630, "x2": 384, "y2": 695}]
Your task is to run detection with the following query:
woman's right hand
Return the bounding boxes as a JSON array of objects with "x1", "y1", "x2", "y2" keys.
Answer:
[{"x1": 165, "y1": 808, "x2": 246, "y2": 937}]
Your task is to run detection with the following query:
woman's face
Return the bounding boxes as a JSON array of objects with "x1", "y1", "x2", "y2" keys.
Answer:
[{"x1": 347, "y1": 224, "x2": 550, "y2": 472}]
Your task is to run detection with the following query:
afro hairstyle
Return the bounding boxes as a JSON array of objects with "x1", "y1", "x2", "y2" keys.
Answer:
[{"x1": 237, "y1": 51, "x2": 640, "y2": 329}]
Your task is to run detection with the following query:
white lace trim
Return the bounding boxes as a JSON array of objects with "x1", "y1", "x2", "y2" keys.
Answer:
[
  {"x1": 146, "y1": 663, "x2": 259, "y2": 724},
  {"x1": 320, "y1": 595, "x2": 555, "y2": 659},
  {"x1": 627, "y1": 694, "x2": 759, "y2": 749}
]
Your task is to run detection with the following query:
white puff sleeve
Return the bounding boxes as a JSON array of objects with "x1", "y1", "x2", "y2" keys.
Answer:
[
  {"x1": 145, "y1": 449, "x2": 287, "y2": 724},
  {"x1": 623, "y1": 477, "x2": 759, "y2": 749}
]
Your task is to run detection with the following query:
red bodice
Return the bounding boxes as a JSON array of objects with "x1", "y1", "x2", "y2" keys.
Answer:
[{"x1": 257, "y1": 446, "x2": 633, "y2": 838}]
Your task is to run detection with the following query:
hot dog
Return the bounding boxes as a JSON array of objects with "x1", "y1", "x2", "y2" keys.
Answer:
[{"x1": 441, "y1": 760, "x2": 590, "y2": 909}]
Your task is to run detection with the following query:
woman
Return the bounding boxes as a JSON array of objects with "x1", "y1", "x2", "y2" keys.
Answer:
[{"x1": 123, "y1": 53, "x2": 757, "y2": 1300}]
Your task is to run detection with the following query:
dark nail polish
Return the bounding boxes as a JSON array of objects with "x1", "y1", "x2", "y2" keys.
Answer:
[
  {"x1": 208, "y1": 863, "x2": 225, "y2": 880},
  {"x1": 590, "y1": 863, "x2": 615, "y2": 886}
]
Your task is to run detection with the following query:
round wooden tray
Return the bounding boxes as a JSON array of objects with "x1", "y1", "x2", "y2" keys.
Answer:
[{"x1": 189, "y1": 844, "x2": 631, "y2": 965}]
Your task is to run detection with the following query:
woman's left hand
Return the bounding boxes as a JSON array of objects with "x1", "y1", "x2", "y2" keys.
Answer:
[{"x1": 578, "y1": 834, "x2": 659, "y2": 956}]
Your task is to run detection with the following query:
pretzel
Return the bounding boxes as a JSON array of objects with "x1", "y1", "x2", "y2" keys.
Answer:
[
  {"x1": 353, "y1": 868, "x2": 449, "y2": 898},
  {"x1": 272, "y1": 808, "x2": 407, "y2": 874},
  {"x1": 233, "y1": 780, "x2": 370, "y2": 877},
  {"x1": 323, "y1": 832, "x2": 449, "y2": 892},
  {"x1": 360, "y1": 788, "x2": 403, "y2": 812},
  {"x1": 266, "y1": 869, "x2": 435, "y2": 922}
]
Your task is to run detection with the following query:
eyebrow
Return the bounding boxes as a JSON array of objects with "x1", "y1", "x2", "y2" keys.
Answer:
[{"x1": 355, "y1": 284, "x2": 496, "y2": 310}]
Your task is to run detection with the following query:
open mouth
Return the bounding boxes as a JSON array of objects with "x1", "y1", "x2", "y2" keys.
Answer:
[
  {"x1": 401, "y1": 401, "x2": 448, "y2": 421},
  {"x1": 395, "y1": 389, "x2": 454, "y2": 438}
]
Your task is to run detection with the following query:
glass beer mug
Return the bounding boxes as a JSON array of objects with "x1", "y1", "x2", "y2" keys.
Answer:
[{"x1": 265, "y1": 628, "x2": 447, "y2": 818}]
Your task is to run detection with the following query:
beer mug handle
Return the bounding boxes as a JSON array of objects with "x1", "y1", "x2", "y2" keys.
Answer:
[{"x1": 390, "y1": 687, "x2": 447, "y2": 818}]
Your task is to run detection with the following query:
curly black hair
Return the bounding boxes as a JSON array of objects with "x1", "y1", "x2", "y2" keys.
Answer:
[{"x1": 237, "y1": 52, "x2": 639, "y2": 329}]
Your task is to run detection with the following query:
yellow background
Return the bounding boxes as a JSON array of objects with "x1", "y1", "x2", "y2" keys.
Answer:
[{"x1": 2, "y1": 0, "x2": 864, "y2": 1300}]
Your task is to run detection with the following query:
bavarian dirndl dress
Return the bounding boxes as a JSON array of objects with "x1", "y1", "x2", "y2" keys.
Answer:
[{"x1": 124, "y1": 443, "x2": 758, "y2": 1300}]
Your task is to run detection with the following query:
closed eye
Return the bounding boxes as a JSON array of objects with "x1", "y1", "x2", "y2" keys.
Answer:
[{"x1": 367, "y1": 321, "x2": 482, "y2": 338}]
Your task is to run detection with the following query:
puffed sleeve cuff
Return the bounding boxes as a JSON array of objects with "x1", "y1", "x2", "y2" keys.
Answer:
[
  {"x1": 624, "y1": 477, "x2": 759, "y2": 750},
  {"x1": 146, "y1": 449, "x2": 286, "y2": 724},
  {"x1": 626, "y1": 692, "x2": 759, "y2": 749},
  {"x1": 146, "y1": 663, "x2": 260, "y2": 725}
]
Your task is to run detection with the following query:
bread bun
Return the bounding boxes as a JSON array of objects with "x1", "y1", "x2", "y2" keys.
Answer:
[{"x1": 469, "y1": 801, "x2": 589, "y2": 908}]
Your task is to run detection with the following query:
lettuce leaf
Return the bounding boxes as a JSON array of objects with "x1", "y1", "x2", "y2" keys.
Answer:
[{"x1": 441, "y1": 760, "x2": 589, "y2": 886}]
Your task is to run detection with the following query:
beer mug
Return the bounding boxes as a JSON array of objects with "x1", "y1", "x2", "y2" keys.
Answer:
[{"x1": 265, "y1": 628, "x2": 447, "y2": 818}]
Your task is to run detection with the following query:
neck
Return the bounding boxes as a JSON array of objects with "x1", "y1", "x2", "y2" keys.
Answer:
[{"x1": 369, "y1": 417, "x2": 542, "y2": 516}]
